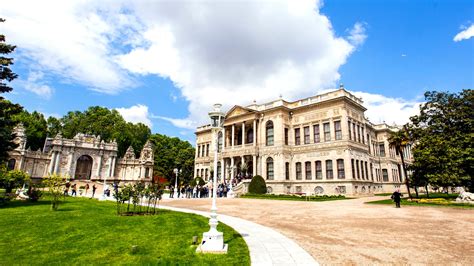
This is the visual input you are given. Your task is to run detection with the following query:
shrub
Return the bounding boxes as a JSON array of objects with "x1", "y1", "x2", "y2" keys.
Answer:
[
  {"x1": 0, "y1": 169, "x2": 30, "y2": 193},
  {"x1": 248, "y1": 175, "x2": 267, "y2": 194},
  {"x1": 195, "y1": 177, "x2": 206, "y2": 186},
  {"x1": 27, "y1": 184, "x2": 42, "y2": 202},
  {"x1": 43, "y1": 174, "x2": 65, "y2": 211}
]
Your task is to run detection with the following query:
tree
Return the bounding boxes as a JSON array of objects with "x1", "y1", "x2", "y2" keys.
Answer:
[
  {"x1": 408, "y1": 90, "x2": 473, "y2": 192},
  {"x1": 0, "y1": 169, "x2": 30, "y2": 193},
  {"x1": 248, "y1": 175, "x2": 267, "y2": 194},
  {"x1": 0, "y1": 18, "x2": 23, "y2": 163},
  {"x1": 388, "y1": 128, "x2": 412, "y2": 199},
  {"x1": 12, "y1": 110, "x2": 48, "y2": 151},
  {"x1": 44, "y1": 174, "x2": 65, "y2": 211}
]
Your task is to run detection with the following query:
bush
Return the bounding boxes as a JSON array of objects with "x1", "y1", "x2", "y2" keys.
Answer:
[
  {"x1": 248, "y1": 175, "x2": 267, "y2": 194},
  {"x1": 0, "y1": 169, "x2": 30, "y2": 193},
  {"x1": 27, "y1": 185, "x2": 42, "y2": 202}
]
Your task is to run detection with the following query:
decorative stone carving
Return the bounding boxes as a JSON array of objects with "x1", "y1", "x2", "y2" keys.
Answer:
[{"x1": 456, "y1": 188, "x2": 474, "y2": 204}]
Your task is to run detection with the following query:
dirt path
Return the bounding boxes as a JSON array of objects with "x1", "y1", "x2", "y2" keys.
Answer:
[{"x1": 161, "y1": 196, "x2": 474, "y2": 265}]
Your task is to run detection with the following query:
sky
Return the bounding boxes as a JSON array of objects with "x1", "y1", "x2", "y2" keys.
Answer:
[{"x1": 1, "y1": 0, "x2": 473, "y2": 144}]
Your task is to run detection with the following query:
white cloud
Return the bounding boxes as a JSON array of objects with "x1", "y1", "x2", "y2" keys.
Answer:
[
  {"x1": 115, "y1": 104, "x2": 152, "y2": 127},
  {"x1": 153, "y1": 115, "x2": 196, "y2": 130},
  {"x1": 23, "y1": 71, "x2": 53, "y2": 99},
  {"x1": 347, "y1": 22, "x2": 367, "y2": 47},
  {"x1": 351, "y1": 91, "x2": 423, "y2": 125},
  {"x1": 401, "y1": 54, "x2": 407, "y2": 57},
  {"x1": 454, "y1": 24, "x2": 474, "y2": 42}
]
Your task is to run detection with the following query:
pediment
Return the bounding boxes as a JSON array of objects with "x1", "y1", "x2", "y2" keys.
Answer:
[{"x1": 226, "y1": 106, "x2": 252, "y2": 119}]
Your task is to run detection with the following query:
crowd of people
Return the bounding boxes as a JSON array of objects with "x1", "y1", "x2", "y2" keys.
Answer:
[{"x1": 169, "y1": 182, "x2": 232, "y2": 199}]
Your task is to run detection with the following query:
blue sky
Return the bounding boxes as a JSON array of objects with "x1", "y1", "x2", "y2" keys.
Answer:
[{"x1": 2, "y1": 0, "x2": 473, "y2": 144}]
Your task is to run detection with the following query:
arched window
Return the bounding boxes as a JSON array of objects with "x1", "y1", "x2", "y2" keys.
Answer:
[
  {"x1": 217, "y1": 131, "x2": 223, "y2": 152},
  {"x1": 7, "y1": 159, "x2": 16, "y2": 171},
  {"x1": 145, "y1": 167, "x2": 150, "y2": 178},
  {"x1": 266, "y1": 121, "x2": 274, "y2": 146},
  {"x1": 266, "y1": 157, "x2": 274, "y2": 180}
]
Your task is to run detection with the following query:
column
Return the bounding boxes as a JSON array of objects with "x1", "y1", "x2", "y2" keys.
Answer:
[
  {"x1": 54, "y1": 151, "x2": 61, "y2": 174},
  {"x1": 253, "y1": 155, "x2": 257, "y2": 176},
  {"x1": 231, "y1": 124, "x2": 235, "y2": 147},
  {"x1": 222, "y1": 127, "x2": 226, "y2": 151},
  {"x1": 253, "y1": 120, "x2": 257, "y2": 146},
  {"x1": 96, "y1": 155, "x2": 102, "y2": 178},
  {"x1": 231, "y1": 157, "x2": 235, "y2": 180},
  {"x1": 110, "y1": 156, "x2": 116, "y2": 178},
  {"x1": 242, "y1": 122, "x2": 246, "y2": 145},
  {"x1": 107, "y1": 157, "x2": 112, "y2": 177},
  {"x1": 220, "y1": 159, "x2": 224, "y2": 182},
  {"x1": 48, "y1": 151, "x2": 56, "y2": 174}
]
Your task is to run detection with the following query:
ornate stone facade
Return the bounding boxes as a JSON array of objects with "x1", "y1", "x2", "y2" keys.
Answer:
[
  {"x1": 194, "y1": 87, "x2": 412, "y2": 195},
  {"x1": 7, "y1": 124, "x2": 154, "y2": 184}
]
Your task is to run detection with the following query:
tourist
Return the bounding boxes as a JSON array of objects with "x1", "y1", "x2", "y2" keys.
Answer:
[
  {"x1": 391, "y1": 189, "x2": 403, "y2": 208},
  {"x1": 85, "y1": 183, "x2": 89, "y2": 196},
  {"x1": 193, "y1": 186, "x2": 197, "y2": 198},
  {"x1": 181, "y1": 187, "x2": 186, "y2": 198},
  {"x1": 91, "y1": 184, "x2": 97, "y2": 198},
  {"x1": 64, "y1": 182, "x2": 70, "y2": 196},
  {"x1": 71, "y1": 183, "x2": 77, "y2": 196},
  {"x1": 170, "y1": 186, "x2": 174, "y2": 198},
  {"x1": 177, "y1": 186, "x2": 181, "y2": 198}
]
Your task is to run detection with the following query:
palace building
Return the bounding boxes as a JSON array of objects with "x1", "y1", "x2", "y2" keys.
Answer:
[
  {"x1": 194, "y1": 86, "x2": 412, "y2": 196},
  {"x1": 7, "y1": 124, "x2": 154, "y2": 184}
]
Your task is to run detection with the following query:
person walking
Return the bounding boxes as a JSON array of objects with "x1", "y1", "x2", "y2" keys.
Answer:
[
  {"x1": 170, "y1": 186, "x2": 174, "y2": 198},
  {"x1": 85, "y1": 183, "x2": 90, "y2": 196},
  {"x1": 391, "y1": 189, "x2": 403, "y2": 208},
  {"x1": 91, "y1": 184, "x2": 97, "y2": 199},
  {"x1": 71, "y1": 183, "x2": 77, "y2": 197}
]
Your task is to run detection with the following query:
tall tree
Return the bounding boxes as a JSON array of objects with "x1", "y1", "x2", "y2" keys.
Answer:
[
  {"x1": 0, "y1": 18, "x2": 22, "y2": 163},
  {"x1": 388, "y1": 128, "x2": 412, "y2": 199},
  {"x1": 12, "y1": 110, "x2": 48, "y2": 151}
]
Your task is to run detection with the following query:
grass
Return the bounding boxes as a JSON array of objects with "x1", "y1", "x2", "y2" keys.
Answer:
[
  {"x1": 240, "y1": 193, "x2": 348, "y2": 201},
  {"x1": 0, "y1": 197, "x2": 250, "y2": 265},
  {"x1": 366, "y1": 198, "x2": 474, "y2": 209}
]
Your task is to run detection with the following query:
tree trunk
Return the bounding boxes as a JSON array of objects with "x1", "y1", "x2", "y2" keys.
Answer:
[
  {"x1": 414, "y1": 186, "x2": 419, "y2": 198},
  {"x1": 425, "y1": 185, "x2": 429, "y2": 198},
  {"x1": 399, "y1": 149, "x2": 412, "y2": 199}
]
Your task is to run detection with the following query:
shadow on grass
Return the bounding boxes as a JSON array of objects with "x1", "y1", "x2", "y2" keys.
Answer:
[{"x1": 0, "y1": 200, "x2": 56, "y2": 209}]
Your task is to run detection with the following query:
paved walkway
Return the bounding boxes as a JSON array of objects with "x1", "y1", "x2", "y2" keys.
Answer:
[{"x1": 159, "y1": 205, "x2": 318, "y2": 266}]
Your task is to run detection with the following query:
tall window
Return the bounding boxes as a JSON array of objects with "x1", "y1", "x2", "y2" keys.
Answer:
[
  {"x1": 304, "y1": 126, "x2": 310, "y2": 144},
  {"x1": 266, "y1": 157, "x2": 274, "y2": 180},
  {"x1": 284, "y1": 128, "x2": 289, "y2": 145},
  {"x1": 367, "y1": 134, "x2": 370, "y2": 154},
  {"x1": 382, "y1": 169, "x2": 389, "y2": 181},
  {"x1": 334, "y1": 121, "x2": 342, "y2": 140},
  {"x1": 305, "y1": 161, "x2": 312, "y2": 180},
  {"x1": 353, "y1": 124, "x2": 356, "y2": 141},
  {"x1": 361, "y1": 161, "x2": 365, "y2": 179},
  {"x1": 324, "y1": 122, "x2": 331, "y2": 141},
  {"x1": 348, "y1": 121, "x2": 352, "y2": 140},
  {"x1": 326, "y1": 160, "x2": 333, "y2": 179},
  {"x1": 217, "y1": 162, "x2": 222, "y2": 179},
  {"x1": 206, "y1": 144, "x2": 209, "y2": 156},
  {"x1": 247, "y1": 129, "x2": 254, "y2": 144},
  {"x1": 370, "y1": 163, "x2": 374, "y2": 180},
  {"x1": 266, "y1": 121, "x2": 274, "y2": 146},
  {"x1": 315, "y1": 161, "x2": 322, "y2": 179},
  {"x1": 356, "y1": 160, "x2": 360, "y2": 179},
  {"x1": 351, "y1": 159, "x2": 355, "y2": 179},
  {"x1": 361, "y1": 127, "x2": 365, "y2": 144},
  {"x1": 218, "y1": 132, "x2": 223, "y2": 152},
  {"x1": 313, "y1": 124, "x2": 320, "y2": 143},
  {"x1": 285, "y1": 162, "x2": 290, "y2": 180},
  {"x1": 295, "y1": 128, "x2": 301, "y2": 145},
  {"x1": 357, "y1": 125, "x2": 361, "y2": 142},
  {"x1": 7, "y1": 159, "x2": 16, "y2": 171},
  {"x1": 365, "y1": 162, "x2": 369, "y2": 181},
  {"x1": 197, "y1": 146, "x2": 201, "y2": 157},
  {"x1": 296, "y1": 162, "x2": 302, "y2": 180},
  {"x1": 379, "y1": 143, "x2": 386, "y2": 157},
  {"x1": 337, "y1": 159, "x2": 345, "y2": 179}
]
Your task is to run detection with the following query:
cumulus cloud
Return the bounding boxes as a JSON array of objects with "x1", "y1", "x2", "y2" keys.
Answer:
[
  {"x1": 23, "y1": 71, "x2": 53, "y2": 99},
  {"x1": 347, "y1": 22, "x2": 367, "y2": 47},
  {"x1": 454, "y1": 24, "x2": 474, "y2": 42},
  {"x1": 116, "y1": 104, "x2": 152, "y2": 127},
  {"x1": 351, "y1": 91, "x2": 423, "y2": 125}
]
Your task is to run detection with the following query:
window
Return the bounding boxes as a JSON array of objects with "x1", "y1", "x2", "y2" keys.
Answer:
[
  {"x1": 353, "y1": 123, "x2": 356, "y2": 141},
  {"x1": 361, "y1": 161, "x2": 365, "y2": 179},
  {"x1": 218, "y1": 132, "x2": 223, "y2": 152},
  {"x1": 305, "y1": 161, "x2": 312, "y2": 180},
  {"x1": 324, "y1": 122, "x2": 331, "y2": 141},
  {"x1": 351, "y1": 159, "x2": 355, "y2": 179},
  {"x1": 247, "y1": 129, "x2": 253, "y2": 144},
  {"x1": 356, "y1": 160, "x2": 360, "y2": 179},
  {"x1": 379, "y1": 143, "x2": 386, "y2": 157},
  {"x1": 315, "y1": 161, "x2": 322, "y2": 179},
  {"x1": 365, "y1": 162, "x2": 369, "y2": 181},
  {"x1": 304, "y1": 126, "x2": 310, "y2": 144},
  {"x1": 296, "y1": 162, "x2": 302, "y2": 180},
  {"x1": 197, "y1": 146, "x2": 201, "y2": 157},
  {"x1": 348, "y1": 121, "x2": 352, "y2": 140},
  {"x1": 357, "y1": 125, "x2": 361, "y2": 142},
  {"x1": 361, "y1": 127, "x2": 365, "y2": 144},
  {"x1": 326, "y1": 160, "x2": 333, "y2": 179},
  {"x1": 370, "y1": 163, "x2": 374, "y2": 180},
  {"x1": 266, "y1": 121, "x2": 274, "y2": 146},
  {"x1": 284, "y1": 128, "x2": 289, "y2": 145},
  {"x1": 382, "y1": 169, "x2": 389, "y2": 181},
  {"x1": 266, "y1": 157, "x2": 274, "y2": 180},
  {"x1": 313, "y1": 124, "x2": 320, "y2": 143},
  {"x1": 145, "y1": 167, "x2": 150, "y2": 178},
  {"x1": 7, "y1": 159, "x2": 15, "y2": 171},
  {"x1": 206, "y1": 144, "x2": 209, "y2": 156},
  {"x1": 367, "y1": 134, "x2": 370, "y2": 153},
  {"x1": 295, "y1": 128, "x2": 301, "y2": 145},
  {"x1": 337, "y1": 159, "x2": 345, "y2": 179},
  {"x1": 334, "y1": 121, "x2": 342, "y2": 140},
  {"x1": 285, "y1": 162, "x2": 290, "y2": 180},
  {"x1": 217, "y1": 162, "x2": 222, "y2": 178}
]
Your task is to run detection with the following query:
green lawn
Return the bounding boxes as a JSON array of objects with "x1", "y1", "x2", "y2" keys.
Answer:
[
  {"x1": 0, "y1": 197, "x2": 250, "y2": 265},
  {"x1": 366, "y1": 198, "x2": 474, "y2": 209},
  {"x1": 240, "y1": 193, "x2": 348, "y2": 201}
]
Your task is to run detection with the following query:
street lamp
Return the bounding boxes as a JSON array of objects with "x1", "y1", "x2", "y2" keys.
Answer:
[
  {"x1": 173, "y1": 168, "x2": 181, "y2": 198},
  {"x1": 227, "y1": 164, "x2": 235, "y2": 198},
  {"x1": 197, "y1": 103, "x2": 228, "y2": 253}
]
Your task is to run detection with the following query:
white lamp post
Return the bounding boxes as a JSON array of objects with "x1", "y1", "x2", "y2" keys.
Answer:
[
  {"x1": 227, "y1": 164, "x2": 235, "y2": 198},
  {"x1": 197, "y1": 103, "x2": 228, "y2": 253},
  {"x1": 173, "y1": 168, "x2": 181, "y2": 198}
]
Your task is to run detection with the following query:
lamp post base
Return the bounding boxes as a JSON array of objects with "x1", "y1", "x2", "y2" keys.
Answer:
[
  {"x1": 227, "y1": 189, "x2": 235, "y2": 198},
  {"x1": 196, "y1": 231, "x2": 228, "y2": 254}
]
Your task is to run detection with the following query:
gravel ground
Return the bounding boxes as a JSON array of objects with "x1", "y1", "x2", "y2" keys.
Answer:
[{"x1": 161, "y1": 196, "x2": 474, "y2": 265}]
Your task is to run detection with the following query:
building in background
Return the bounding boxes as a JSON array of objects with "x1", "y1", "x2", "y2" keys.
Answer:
[
  {"x1": 194, "y1": 86, "x2": 412, "y2": 195},
  {"x1": 7, "y1": 124, "x2": 154, "y2": 184}
]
